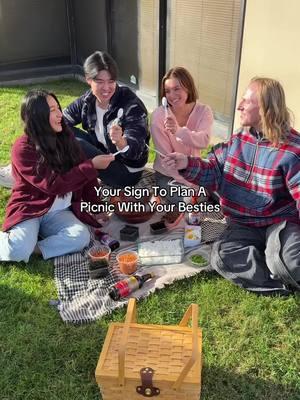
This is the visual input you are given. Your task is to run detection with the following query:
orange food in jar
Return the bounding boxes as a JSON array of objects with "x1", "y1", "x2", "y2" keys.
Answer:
[
  {"x1": 93, "y1": 250, "x2": 109, "y2": 257},
  {"x1": 117, "y1": 251, "x2": 138, "y2": 275},
  {"x1": 88, "y1": 245, "x2": 111, "y2": 263}
]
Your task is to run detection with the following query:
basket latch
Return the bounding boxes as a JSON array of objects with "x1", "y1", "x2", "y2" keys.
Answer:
[{"x1": 136, "y1": 367, "x2": 160, "y2": 397}]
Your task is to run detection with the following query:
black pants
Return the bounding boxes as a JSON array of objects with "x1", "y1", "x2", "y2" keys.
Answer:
[
  {"x1": 211, "y1": 221, "x2": 300, "y2": 295},
  {"x1": 72, "y1": 127, "x2": 143, "y2": 188}
]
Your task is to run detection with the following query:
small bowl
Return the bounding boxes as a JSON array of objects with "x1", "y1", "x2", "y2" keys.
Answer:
[
  {"x1": 116, "y1": 250, "x2": 139, "y2": 275},
  {"x1": 88, "y1": 245, "x2": 111, "y2": 264},
  {"x1": 187, "y1": 251, "x2": 209, "y2": 268}
]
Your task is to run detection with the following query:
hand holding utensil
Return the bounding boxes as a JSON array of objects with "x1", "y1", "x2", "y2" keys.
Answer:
[
  {"x1": 112, "y1": 108, "x2": 124, "y2": 144},
  {"x1": 114, "y1": 108, "x2": 123, "y2": 125},
  {"x1": 112, "y1": 145, "x2": 129, "y2": 156},
  {"x1": 92, "y1": 154, "x2": 115, "y2": 170}
]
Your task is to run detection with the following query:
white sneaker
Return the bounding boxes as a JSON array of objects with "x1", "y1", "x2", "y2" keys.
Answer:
[{"x1": 0, "y1": 164, "x2": 15, "y2": 188}]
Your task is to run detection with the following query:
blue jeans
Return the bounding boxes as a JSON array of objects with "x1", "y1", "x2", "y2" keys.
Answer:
[{"x1": 0, "y1": 209, "x2": 90, "y2": 262}]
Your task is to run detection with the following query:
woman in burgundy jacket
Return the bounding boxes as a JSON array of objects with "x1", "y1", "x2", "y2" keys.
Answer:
[{"x1": 0, "y1": 89, "x2": 114, "y2": 262}]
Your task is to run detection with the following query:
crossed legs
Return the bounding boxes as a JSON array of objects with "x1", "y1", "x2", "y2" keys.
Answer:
[{"x1": 211, "y1": 221, "x2": 300, "y2": 295}]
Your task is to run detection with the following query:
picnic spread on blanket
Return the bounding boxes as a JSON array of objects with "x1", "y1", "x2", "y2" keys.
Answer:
[{"x1": 53, "y1": 169, "x2": 227, "y2": 324}]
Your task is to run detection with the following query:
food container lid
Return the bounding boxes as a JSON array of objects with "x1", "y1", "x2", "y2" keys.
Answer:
[{"x1": 137, "y1": 238, "x2": 184, "y2": 265}]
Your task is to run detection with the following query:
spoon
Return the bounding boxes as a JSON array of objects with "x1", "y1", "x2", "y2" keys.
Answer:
[
  {"x1": 163, "y1": 96, "x2": 178, "y2": 139},
  {"x1": 162, "y1": 96, "x2": 168, "y2": 118},
  {"x1": 113, "y1": 145, "x2": 129, "y2": 156},
  {"x1": 115, "y1": 108, "x2": 123, "y2": 125},
  {"x1": 112, "y1": 108, "x2": 124, "y2": 144},
  {"x1": 146, "y1": 143, "x2": 165, "y2": 158}
]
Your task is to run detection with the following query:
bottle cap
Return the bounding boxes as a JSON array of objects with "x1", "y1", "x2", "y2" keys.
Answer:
[{"x1": 108, "y1": 287, "x2": 120, "y2": 301}]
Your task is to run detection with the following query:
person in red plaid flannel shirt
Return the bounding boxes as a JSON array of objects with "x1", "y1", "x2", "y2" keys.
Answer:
[{"x1": 163, "y1": 77, "x2": 300, "y2": 295}]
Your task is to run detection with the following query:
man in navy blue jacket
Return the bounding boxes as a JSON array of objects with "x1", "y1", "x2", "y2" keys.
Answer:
[{"x1": 63, "y1": 51, "x2": 149, "y2": 188}]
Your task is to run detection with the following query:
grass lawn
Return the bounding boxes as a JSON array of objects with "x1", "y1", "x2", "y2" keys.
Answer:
[{"x1": 0, "y1": 80, "x2": 299, "y2": 400}]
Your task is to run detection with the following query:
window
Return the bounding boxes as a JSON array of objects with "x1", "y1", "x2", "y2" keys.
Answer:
[{"x1": 167, "y1": 0, "x2": 244, "y2": 139}]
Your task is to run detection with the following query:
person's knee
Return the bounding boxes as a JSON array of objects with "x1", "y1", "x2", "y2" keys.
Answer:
[
  {"x1": 266, "y1": 222, "x2": 300, "y2": 283},
  {"x1": 79, "y1": 225, "x2": 91, "y2": 249},
  {"x1": 0, "y1": 220, "x2": 39, "y2": 262},
  {"x1": 6, "y1": 240, "x2": 35, "y2": 263},
  {"x1": 70, "y1": 224, "x2": 91, "y2": 250}
]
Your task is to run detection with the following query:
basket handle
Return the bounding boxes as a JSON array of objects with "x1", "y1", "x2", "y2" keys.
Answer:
[
  {"x1": 118, "y1": 300, "x2": 199, "y2": 390},
  {"x1": 172, "y1": 303, "x2": 199, "y2": 390},
  {"x1": 118, "y1": 298, "x2": 136, "y2": 386}
]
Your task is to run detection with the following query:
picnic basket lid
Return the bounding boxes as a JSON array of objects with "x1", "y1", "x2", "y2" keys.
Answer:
[{"x1": 96, "y1": 299, "x2": 202, "y2": 388}]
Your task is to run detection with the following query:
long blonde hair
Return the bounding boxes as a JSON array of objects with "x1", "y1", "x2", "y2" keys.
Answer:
[{"x1": 251, "y1": 77, "x2": 292, "y2": 145}]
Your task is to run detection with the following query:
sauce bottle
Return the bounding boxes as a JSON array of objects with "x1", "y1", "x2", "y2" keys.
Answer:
[
  {"x1": 109, "y1": 273, "x2": 154, "y2": 301},
  {"x1": 94, "y1": 229, "x2": 120, "y2": 251}
]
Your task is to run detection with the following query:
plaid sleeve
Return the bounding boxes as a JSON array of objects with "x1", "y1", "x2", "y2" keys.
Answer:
[
  {"x1": 180, "y1": 141, "x2": 229, "y2": 191},
  {"x1": 285, "y1": 155, "x2": 300, "y2": 215}
]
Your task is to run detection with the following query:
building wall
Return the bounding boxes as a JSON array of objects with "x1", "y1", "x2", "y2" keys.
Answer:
[
  {"x1": 0, "y1": 0, "x2": 70, "y2": 69},
  {"x1": 234, "y1": 0, "x2": 300, "y2": 131},
  {"x1": 73, "y1": 0, "x2": 107, "y2": 65},
  {"x1": 109, "y1": 0, "x2": 138, "y2": 86},
  {"x1": 136, "y1": 0, "x2": 159, "y2": 109}
]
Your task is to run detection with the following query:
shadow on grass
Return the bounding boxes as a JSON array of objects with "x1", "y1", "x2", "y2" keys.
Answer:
[
  {"x1": 202, "y1": 365, "x2": 299, "y2": 400},
  {"x1": 0, "y1": 283, "x2": 102, "y2": 400},
  {"x1": 0, "y1": 254, "x2": 54, "y2": 279},
  {"x1": 0, "y1": 282, "x2": 298, "y2": 400},
  {"x1": 0, "y1": 282, "x2": 40, "y2": 318}
]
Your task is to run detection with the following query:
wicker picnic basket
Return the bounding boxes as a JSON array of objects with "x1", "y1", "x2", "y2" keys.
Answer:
[{"x1": 95, "y1": 298, "x2": 202, "y2": 399}]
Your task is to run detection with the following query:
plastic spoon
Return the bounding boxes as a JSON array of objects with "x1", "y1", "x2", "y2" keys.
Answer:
[
  {"x1": 146, "y1": 143, "x2": 165, "y2": 158},
  {"x1": 113, "y1": 145, "x2": 129, "y2": 156},
  {"x1": 111, "y1": 108, "x2": 124, "y2": 144},
  {"x1": 162, "y1": 96, "x2": 180, "y2": 141},
  {"x1": 115, "y1": 108, "x2": 123, "y2": 125},
  {"x1": 162, "y1": 96, "x2": 168, "y2": 118}
]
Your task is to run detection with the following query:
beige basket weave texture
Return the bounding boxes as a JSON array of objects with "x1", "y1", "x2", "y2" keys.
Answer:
[{"x1": 95, "y1": 298, "x2": 202, "y2": 400}]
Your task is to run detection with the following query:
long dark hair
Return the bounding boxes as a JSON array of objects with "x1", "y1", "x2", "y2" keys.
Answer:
[{"x1": 21, "y1": 89, "x2": 82, "y2": 174}]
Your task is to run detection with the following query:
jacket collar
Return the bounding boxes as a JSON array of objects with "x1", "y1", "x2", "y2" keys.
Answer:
[{"x1": 249, "y1": 127, "x2": 267, "y2": 141}]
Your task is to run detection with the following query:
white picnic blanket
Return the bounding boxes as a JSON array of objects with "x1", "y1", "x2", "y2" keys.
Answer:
[{"x1": 53, "y1": 211, "x2": 226, "y2": 324}]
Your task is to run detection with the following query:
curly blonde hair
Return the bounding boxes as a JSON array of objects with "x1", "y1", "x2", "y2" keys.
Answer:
[{"x1": 251, "y1": 77, "x2": 292, "y2": 145}]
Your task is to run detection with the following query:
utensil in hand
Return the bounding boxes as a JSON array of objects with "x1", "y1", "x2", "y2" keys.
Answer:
[
  {"x1": 111, "y1": 108, "x2": 124, "y2": 144},
  {"x1": 112, "y1": 145, "x2": 129, "y2": 156},
  {"x1": 114, "y1": 108, "x2": 123, "y2": 125},
  {"x1": 162, "y1": 96, "x2": 168, "y2": 118},
  {"x1": 163, "y1": 97, "x2": 178, "y2": 138},
  {"x1": 146, "y1": 143, "x2": 165, "y2": 158}
]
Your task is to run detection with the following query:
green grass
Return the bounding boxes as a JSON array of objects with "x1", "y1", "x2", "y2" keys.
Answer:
[{"x1": 1, "y1": 81, "x2": 300, "y2": 400}]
